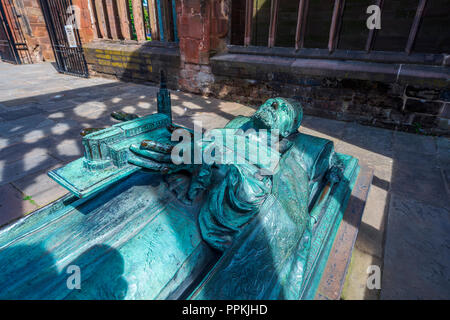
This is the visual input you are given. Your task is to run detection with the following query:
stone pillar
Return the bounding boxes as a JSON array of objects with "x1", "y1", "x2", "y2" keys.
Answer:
[
  {"x1": 131, "y1": 0, "x2": 146, "y2": 42},
  {"x1": 73, "y1": 0, "x2": 96, "y2": 44},
  {"x1": 177, "y1": 0, "x2": 229, "y2": 94},
  {"x1": 116, "y1": 0, "x2": 132, "y2": 40},
  {"x1": 16, "y1": 0, "x2": 53, "y2": 62}
]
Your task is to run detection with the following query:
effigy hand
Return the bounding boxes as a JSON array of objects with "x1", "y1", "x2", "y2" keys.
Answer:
[{"x1": 128, "y1": 139, "x2": 194, "y2": 174}]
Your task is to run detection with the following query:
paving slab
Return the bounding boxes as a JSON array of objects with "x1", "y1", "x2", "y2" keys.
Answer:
[
  {"x1": 391, "y1": 163, "x2": 448, "y2": 208},
  {"x1": 441, "y1": 169, "x2": 450, "y2": 195},
  {"x1": 342, "y1": 122, "x2": 394, "y2": 158},
  {"x1": 0, "y1": 140, "x2": 54, "y2": 164},
  {"x1": 0, "y1": 149, "x2": 60, "y2": 186},
  {"x1": 0, "y1": 104, "x2": 42, "y2": 121},
  {"x1": 36, "y1": 99, "x2": 82, "y2": 113},
  {"x1": 0, "y1": 183, "x2": 38, "y2": 227},
  {"x1": 436, "y1": 137, "x2": 450, "y2": 169},
  {"x1": 394, "y1": 131, "x2": 437, "y2": 155},
  {"x1": 392, "y1": 148, "x2": 440, "y2": 169},
  {"x1": 11, "y1": 166, "x2": 68, "y2": 208},
  {"x1": 47, "y1": 135, "x2": 84, "y2": 163},
  {"x1": 301, "y1": 116, "x2": 347, "y2": 140},
  {"x1": 355, "y1": 184, "x2": 389, "y2": 259},
  {"x1": 0, "y1": 114, "x2": 55, "y2": 138},
  {"x1": 381, "y1": 195, "x2": 450, "y2": 300}
]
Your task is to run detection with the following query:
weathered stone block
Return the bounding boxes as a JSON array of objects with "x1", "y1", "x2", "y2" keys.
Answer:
[
  {"x1": 398, "y1": 64, "x2": 450, "y2": 88},
  {"x1": 389, "y1": 109, "x2": 411, "y2": 125},
  {"x1": 437, "y1": 117, "x2": 450, "y2": 131},
  {"x1": 84, "y1": 41, "x2": 180, "y2": 89},
  {"x1": 405, "y1": 99, "x2": 442, "y2": 115},
  {"x1": 382, "y1": 195, "x2": 450, "y2": 299},
  {"x1": 440, "y1": 103, "x2": 450, "y2": 119},
  {"x1": 413, "y1": 113, "x2": 439, "y2": 128},
  {"x1": 179, "y1": 14, "x2": 204, "y2": 40},
  {"x1": 440, "y1": 90, "x2": 450, "y2": 102},
  {"x1": 405, "y1": 86, "x2": 441, "y2": 100}
]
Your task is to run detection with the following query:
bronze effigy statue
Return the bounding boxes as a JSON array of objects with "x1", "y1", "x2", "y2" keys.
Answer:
[
  {"x1": 0, "y1": 77, "x2": 359, "y2": 300},
  {"x1": 125, "y1": 97, "x2": 349, "y2": 299}
]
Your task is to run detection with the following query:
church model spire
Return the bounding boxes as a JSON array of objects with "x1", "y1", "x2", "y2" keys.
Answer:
[{"x1": 157, "y1": 70, "x2": 172, "y2": 123}]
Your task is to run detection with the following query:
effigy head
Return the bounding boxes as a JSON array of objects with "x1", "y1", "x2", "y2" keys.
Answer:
[{"x1": 252, "y1": 98, "x2": 303, "y2": 138}]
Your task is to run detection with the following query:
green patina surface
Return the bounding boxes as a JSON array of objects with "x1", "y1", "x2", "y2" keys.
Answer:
[
  {"x1": 0, "y1": 96, "x2": 359, "y2": 300},
  {"x1": 49, "y1": 114, "x2": 170, "y2": 198}
]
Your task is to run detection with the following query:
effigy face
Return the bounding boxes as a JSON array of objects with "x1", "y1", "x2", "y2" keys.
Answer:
[
  {"x1": 252, "y1": 97, "x2": 303, "y2": 137},
  {"x1": 0, "y1": 89, "x2": 361, "y2": 300}
]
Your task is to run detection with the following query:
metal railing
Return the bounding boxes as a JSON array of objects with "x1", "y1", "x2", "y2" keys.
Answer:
[
  {"x1": 237, "y1": 0, "x2": 446, "y2": 65},
  {"x1": 89, "y1": 0, "x2": 178, "y2": 43}
]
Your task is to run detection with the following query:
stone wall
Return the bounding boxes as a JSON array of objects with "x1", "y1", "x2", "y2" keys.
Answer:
[
  {"x1": 208, "y1": 54, "x2": 450, "y2": 136},
  {"x1": 73, "y1": 0, "x2": 96, "y2": 45},
  {"x1": 176, "y1": 0, "x2": 229, "y2": 94},
  {"x1": 80, "y1": 0, "x2": 449, "y2": 135},
  {"x1": 84, "y1": 40, "x2": 180, "y2": 88},
  {"x1": 11, "y1": 0, "x2": 53, "y2": 62},
  {"x1": 169, "y1": 0, "x2": 450, "y2": 136},
  {"x1": 0, "y1": 0, "x2": 94, "y2": 63}
]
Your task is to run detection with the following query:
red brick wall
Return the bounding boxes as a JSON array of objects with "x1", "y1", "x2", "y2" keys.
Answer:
[
  {"x1": 0, "y1": 0, "x2": 52, "y2": 62},
  {"x1": 20, "y1": 0, "x2": 53, "y2": 62},
  {"x1": 0, "y1": 0, "x2": 95, "y2": 63},
  {"x1": 177, "y1": 0, "x2": 229, "y2": 94},
  {"x1": 73, "y1": 0, "x2": 95, "y2": 44}
]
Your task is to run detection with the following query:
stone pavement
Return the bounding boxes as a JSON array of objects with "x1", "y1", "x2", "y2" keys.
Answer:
[{"x1": 0, "y1": 62, "x2": 449, "y2": 299}]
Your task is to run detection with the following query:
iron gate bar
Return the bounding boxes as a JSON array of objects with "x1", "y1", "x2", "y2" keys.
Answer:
[
  {"x1": 365, "y1": 0, "x2": 384, "y2": 53},
  {"x1": 40, "y1": 0, "x2": 64, "y2": 72},
  {"x1": 60, "y1": 0, "x2": 84, "y2": 73},
  {"x1": 171, "y1": 0, "x2": 177, "y2": 42},
  {"x1": 295, "y1": 0, "x2": 309, "y2": 51},
  {"x1": 405, "y1": 0, "x2": 428, "y2": 55},
  {"x1": 267, "y1": 0, "x2": 279, "y2": 48},
  {"x1": 48, "y1": 0, "x2": 70, "y2": 72},
  {"x1": 244, "y1": 0, "x2": 253, "y2": 46},
  {"x1": 39, "y1": 0, "x2": 89, "y2": 77},
  {"x1": 328, "y1": 0, "x2": 345, "y2": 54},
  {"x1": 335, "y1": 0, "x2": 346, "y2": 52}
]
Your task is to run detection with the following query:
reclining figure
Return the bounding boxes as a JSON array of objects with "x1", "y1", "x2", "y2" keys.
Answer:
[
  {"x1": 122, "y1": 97, "x2": 344, "y2": 299},
  {"x1": 0, "y1": 98, "x2": 357, "y2": 300}
]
